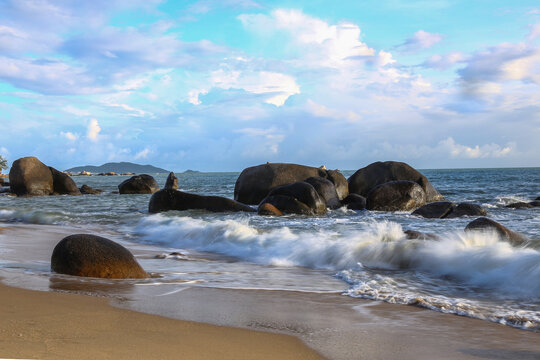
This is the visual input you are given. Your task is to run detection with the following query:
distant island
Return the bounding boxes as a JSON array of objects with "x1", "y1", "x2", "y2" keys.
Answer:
[
  {"x1": 66, "y1": 162, "x2": 169, "y2": 174},
  {"x1": 183, "y1": 170, "x2": 201, "y2": 174}
]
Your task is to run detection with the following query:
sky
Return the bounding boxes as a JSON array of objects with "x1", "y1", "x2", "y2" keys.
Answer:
[{"x1": 0, "y1": 0, "x2": 539, "y2": 171}]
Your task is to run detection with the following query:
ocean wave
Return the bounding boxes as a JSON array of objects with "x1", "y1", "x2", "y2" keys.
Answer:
[
  {"x1": 0, "y1": 209, "x2": 63, "y2": 225},
  {"x1": 134, "y1": 215, "x2": 540, "y2": 298}
]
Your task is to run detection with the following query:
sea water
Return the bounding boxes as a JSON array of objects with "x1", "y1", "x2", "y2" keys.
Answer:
[{"x1": 0, "y1": 168, "x2": 538, "y2": 331}]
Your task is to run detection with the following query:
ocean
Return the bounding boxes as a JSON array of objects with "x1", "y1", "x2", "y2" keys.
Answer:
[{"x1": 0, "y1": 168, "x2": 539, "y2": 331}]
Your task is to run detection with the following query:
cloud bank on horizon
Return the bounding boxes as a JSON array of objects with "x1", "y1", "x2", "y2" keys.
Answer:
[{"x1": 0, "y1": 0, "x2": 538, "y2": 171}]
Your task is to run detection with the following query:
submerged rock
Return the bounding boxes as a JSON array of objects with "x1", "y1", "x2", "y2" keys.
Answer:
[
  {"x1": 506, "y1": 202, "x2": 534, "y2": 209},
  {"x1": 80, "y1": 184, "x2": 104, "y2": 195},
  {"x1": 412, "y1": 201, "x2": 455, "y2": 218},
  {"x1": 51, "y1": 234, "x2": 148, "y2": 279},
  {"x1": 445, "y1": 203, "x2": 487, "y2": 218},
  {"x1": 149, "y1": 189, "x2": 255, "y2": 213},
  {"x1": 404, "y1": 230, "x2": 440, "y2": 240},
  {"x1": 465, "y1": 217, "x2": 527, "y2": 246}
]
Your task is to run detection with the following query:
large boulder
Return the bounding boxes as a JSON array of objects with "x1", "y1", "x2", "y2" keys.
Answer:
[
  {"x1": 305, "y1": 177, "x2": 341, "y2": 209},
  {"x1": 118, "y1": 174, "x2": 159, "y2": 194},
  {"x1": 412, "y1": 201, "x2": 455, "y2": 219},
  {"x1": 445, "y1": 203, "x2": 487, "y2": 218},
  {"x1": 234, "y1": 163, "x2": 348, "y2": 205},
  {"x1": 148, "y1": 189, "x2": 255, "y2": 213},
  {"x1": 341, "y1": 193, "x2": 367, "y2": 210},
  {"x1": 51, "y1": 234, "x2": 148, "y2": 279},
  {"x1": 165, "y1": 172, "x2": 178, "y2": 190},
  {"x1": 348, "y1": 161, "x2": 443, "y2": 203},
  {"x1": 366, "y1": 180, "x2": 426, "y2": 211},
  {"x1": 259, "y1": 182, "x2": 327, "y2": 216},
  {"x1": 49, "y1": 167, "x2": 81, "y2": 195},
  {"x1": 9, "y1": 156, "x2": 53, "y2": 196},
  {"x1": 257, "y1": 203, "x2": 284, "y2": 216},
  {"x1": 465, "y1": 217, "x2": 527, "y2": 246}
]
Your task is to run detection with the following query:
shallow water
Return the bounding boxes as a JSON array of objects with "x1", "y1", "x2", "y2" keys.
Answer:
[{"x1": 0, "y1": 168, "x2": 539, "y2": 331}]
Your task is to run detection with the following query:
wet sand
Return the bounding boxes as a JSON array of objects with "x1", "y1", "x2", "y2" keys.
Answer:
[{"x1": 1, "y1": 224, "x2": 539, "y2": 359}]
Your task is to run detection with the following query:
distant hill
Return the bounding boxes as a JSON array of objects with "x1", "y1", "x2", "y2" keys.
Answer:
[{"x1": 66, "y1": 162, "x2": 169, "y2": 174}]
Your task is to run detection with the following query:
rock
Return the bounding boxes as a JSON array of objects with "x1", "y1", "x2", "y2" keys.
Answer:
[
  {"x1": 257, "y1": 203, "x2": 284, "y2": 216},
  {"x1": 305, "y1": 177, "x2": 341, "y2": 209},
  {"x1": 164, "y1": 172, "x2": 178, "y2": 190},
  {"x1": 51, "y1": 234, "x2": 149, "y2": 279},
  {"x1": 465, "y1": 217, "x2": 527, "y2": 246},
  {"x1": 234, "y1": 163, "x2": 348, "y2": 205},
  {"x1": 80, "y1": 184, "x2": 104, "y2": 195},
  {"x1": 506, "y1": 202, "x2": 534, "y2": 209},
  {"x1": 529, "y1": 200, "x2": 540, "y2": 207},
  {"x1": 81, "y1": 171, "x2": 91, "y2": 176},
  {"x1": 49, "y1": 167, "x2": 81, "y2": 195},
  {"x1": 348, "y1": 161, "x2": 444, "y2": 203},
  {"x1": 118, "y1": 174, "x2": 159, "y2": 194},
  {"x1": 404, "y1": 230, "x2": 440, "y2": 240},
  {"x1": 366, "y1": 180, "x2": 426, "y2": 211},
  {"x1": 0, "y1": 177, "x2": 3, "y2": 186},
  {"x1": 9, "y1": 156, "x2": 53, "y2": 196},
  {"x1": 148, "y1": 189, "x2": 255, "y2": 213},
  {"x1": 445, "y1": 203, "x2": 487, "y2": 218},
  {"x1": 412, "y1": 201, "x2": 455, "y2": 219},
  {"x1": 121, "y1": 172, "x2": 135, "y2": 176},
  {"x1": 259, "y1": 182, "x2": 327, "y2": 215},
  {"x1": 341, "y1": 194, "x2": 366, "y2": 210}
]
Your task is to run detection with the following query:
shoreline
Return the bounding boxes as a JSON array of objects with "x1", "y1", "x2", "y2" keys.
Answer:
[{"x1": 1, "y1": 223, "x2": 539, "y2": 359}]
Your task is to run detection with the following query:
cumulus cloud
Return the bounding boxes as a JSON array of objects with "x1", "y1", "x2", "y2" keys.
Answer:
[
  {"x1": 423, "y1": 52, "x2": 463, "y2": 70},
  {"x1": 87, "y1": 119, "x2": 101, "y2": 141},
  {"x1": 439, "y1": 137, "x2": 514, "y2": 158},
  {"x1": 61, "y1": 131, "x2": 78, "y2": 141},
  {"x1": 134, "y1": 148, "x2": 151, "y2": 159},
  {"x1": 399, "y1": 30, "x2": 442, "y2": 52}
]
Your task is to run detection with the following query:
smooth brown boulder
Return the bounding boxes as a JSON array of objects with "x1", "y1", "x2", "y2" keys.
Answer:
[
  {"x1": 257, "y1": 203, "x2": 284, "y2": 216},
  {"x1": 148, "y1": 189, "x2": 255, "y2": 213},
  {"x1": 165, "y1": 172, "x2": 178, "y2": 190},
  {"x1": 51, "y1": 234, "x2": 148, "y2": 279},
  {"x1": 366, "y1": 180, "x2": 426, "y2": 211},
  {"x1": 412, "y1": 201, "x2": 455, "y2": 219},
  {"x1": 341, "y1": 193, "x2": 367, "y2": 210},
  {"x1": 348, "y1": 161, "x2": 444, "y2": 203},
  {"x1": 259, "y1": 182, "x2": 327, "y2": 216},
  {"x1": 465, "y1": 217, "x2": 527, "y2": 246},
  {"x1": 80, "y1": 184, "x2": 104, "y2": 195},
  {"x1": 9, "y1": 156, "x2": 53, "y2": 196},
  {"x1": 49, "y1": 167, "x2": 81, "y2": 195},
  {"x1": 305, "y1": 176, "x2": 341, "y2": 209},
  {"x1": 234, "y1": 163, "x2": 348, "y2": 205},
  {"x1": 445, "y1": 203, "x2": 487, "y2": 218},
  {"x1": 118, "y1": 174, "x2": 159, "y2": 194}
]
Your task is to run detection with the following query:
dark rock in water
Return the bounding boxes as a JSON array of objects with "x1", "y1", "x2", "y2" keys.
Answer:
[
  {"x1": 412, "y1": 201, "x2": 455, "y2": 219},
  {"x1": 149, "y1": 189, "x2": 255, "y2": 213},
  {"x1": 465, "y1": 217, "x2": 527, "y2": 246},
  {"x1": 445, "y1": 203, "x2": 487, "y2": 218},
  {"x1": 259, "y1": 182, "x2": 327, "y2": 215},
  {"x1": 51, "y1": 234, "x2": 149, "y2": 278},
  {"x1": 9, "y1": 156, "x2": 53, "y2": 196},
  {"x1": 49, "y1": 167, "x2": 81, "y2": 195},
  {"x1": 118, "y1": 174, "x2": 159, "y2": 194},
  {"x1": 536, "y1": 197, "x2": 540, "y2": 201},
  {"x1": 80, "y1": 184, "x2": 104, "y2": 195},
  {"x1": 529, "y1": 200, "x2": 540, "y2": 207},
  {"x1": 366, "y1": 180, "x2": 426, "y2": 211},
  {"x1": 305, "y1": 176, "x2": 341, "y2": 209},
  {"x1": 348, "y1": 161, "x2": 444, "y2": 203},
  {"x1": 341, "y1": 193, "x2": 366, "y2": 210},
  {"x1": 164, "y1": 172, "x2": 178, "y2": 190},
  {"x1": 506, "y1": 202, "x2": 534, "y2": 209},
  {"x1": 404, "y1": 230, "x2": 440, "y2": 240},
  {"x1": 257, "y1": 202, "x2": 284, "y2": 216},
  {"x1": 234, "y1": 163, "x2": 348, "y2": 205},
  {"x1": 0, "y1": 177, "x2": 3, "y2": 186}
]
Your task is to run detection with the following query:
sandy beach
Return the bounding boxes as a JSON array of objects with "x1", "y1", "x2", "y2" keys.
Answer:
[{"x1": 0, "y1": 224, "x2": 539, "y2": 359}]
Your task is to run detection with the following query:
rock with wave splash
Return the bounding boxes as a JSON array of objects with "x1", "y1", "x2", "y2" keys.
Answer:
[
  {"x1": 413, "y1": 201, "x2": 487, "y2": 218},
  {"x1": 465, "y1": 217, "x2": 527, "y2": 246},
  {"x1": 258, "y1": 181, "x2": 327, "y2": 216},
  {"x1": 234, "y1": 163, "x2": 348, "y2": 205},
  {"x1": 348, "y1": 161, "x2": 444, "y2": 204},
  {"x1": 506, "y1": 202, "x2": 534, "y2": 209},
  {"x1": 51, "y1": 234, "x2": 149, "y2": 279},
  {"x1": 149, "y1": 189, "x2": 255, "y2": 213}
]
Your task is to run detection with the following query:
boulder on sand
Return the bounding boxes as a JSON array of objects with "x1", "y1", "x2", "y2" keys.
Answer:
[
  {"x1": 51, "y1": 234, "x2": 149, "y2": 279},
  {"x1": 118, "y1": 174, "x2": 159, "y2": 194},
  {"x1": 258, "y1": 181, "x2": 327, "y2": 216},
  {"x1": 9, "y1": 156, "x2": 53, "y2": 196},
  {"x1": 465, "y1": 217, "x2": 527, "y2": 246},
  {"x1": 49, "y1": 167, "x2": 81, "y2": 195},
  {"x1": 234, "y1": 163, "x2": 348, "y2": 205},
  {"x1": 366, "y1": 180, "x2": 426, "y2": 211},
  {"x1": 148, "y1": 189, "x2": 255, "y2": 213},
  {"x1": 348, "y1": 161, "x2": 444, "y2": 203}
]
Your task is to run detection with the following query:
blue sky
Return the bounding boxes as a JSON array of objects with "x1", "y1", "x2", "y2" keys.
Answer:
[{"x1": 0, "y1": 0, "x2": 538, "y2": 171}]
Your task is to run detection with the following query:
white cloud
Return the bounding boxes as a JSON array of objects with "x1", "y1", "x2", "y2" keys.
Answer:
[
  {"x1": 87, "y1": 119, "x2": 101, "y2": 141},
  {"x1": 62, "y1": 106, "x2": 91, "y2": 116},
  {"x1": 134, "y1": 148, "x2": 151, "y2": 159},
  {"x1": 423, "y1": 52, "x2": 463, "y2": 70},
  {"x1": 400, "y1": 30, "x2": 442, "y2": 52},
  {"x1": 439, "y1": 137, "x2": 514, "y2": 159},
  {"x1": 528, "y1": 23, "x2": 540, "y2": 41},
  {"x1": 306, "y1": 100, "x2": 361, "y2": 122},
  {"x1": 61, "y1": 131, "x2": 78, "y2": 141}
]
